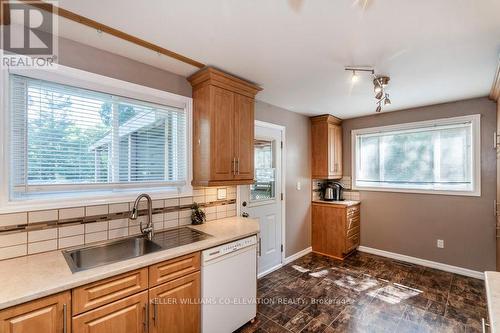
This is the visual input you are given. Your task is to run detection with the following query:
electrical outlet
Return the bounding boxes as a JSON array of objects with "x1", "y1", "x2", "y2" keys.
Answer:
[
  {"x1": 217, "y1": 188, "x2": 227, "y2": 200},
  {"x1": 437, "y1": 239, "x2": 444, "y2": 249},
  {"x1": 296, "y1": 181, "x2": 301, "y2": 190}
]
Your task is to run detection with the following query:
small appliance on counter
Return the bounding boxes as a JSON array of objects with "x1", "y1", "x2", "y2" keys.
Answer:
[{"x1": 322, "y1": 181, "x2": 344, "y2": 201}]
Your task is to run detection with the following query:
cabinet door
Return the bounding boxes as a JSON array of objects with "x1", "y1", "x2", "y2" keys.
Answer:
[
  {"x1": 311, "y1": 120, "x2": 328, "y2": 178},
  {"x1": 234, "y1": 94, "x2": 254, "y2": 180},
  {"x1": 73, "y1": 291, "x2": 148, "y2": 333},
  {"x1": 311, "y1": 204, "x2": 346, "y2": 259},
  {"x1": 328, "y1": 124, "x2": 343, "y2": 178},
  {"x1": 149, "y1": 271, "x2": 200, "y2": 333},
  {"x1": 211, "y1": 86, "x2": 235, "y2": 181},
  {"x1": 0, "y1": 292, "x2": 70, "y2": 333}
]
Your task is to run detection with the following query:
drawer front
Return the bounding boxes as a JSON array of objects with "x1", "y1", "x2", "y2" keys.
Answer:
[
  {"x1": 346, "y1": 215, "x2": 360, "y2": 230},
  {"x1": 347, "y1": 205, "x2": 360, "y2": 217},
  {"x1": 73, "y1": 291, "x2": 148, "y2": 333},
  {"x1": 149, "y1": 252, "x2": 200, "y2": 287},
  {"x1": 344, "y1": 233, "x2": 360, "y2": 254},
  {"x1": 72, "y1": 268, "x2": 148, "y2": 315},
  {"x1": 346, "y1": 225, "x2": 360, "y2": 237}
]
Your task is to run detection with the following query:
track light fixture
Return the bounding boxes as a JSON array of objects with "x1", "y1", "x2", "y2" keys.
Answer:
[
  {"x1": 373, "y1": 76, "x2": 391, "y2": 113},
  {"x1": 345, "y1": 67, "x2": 392, "y2": 113}
]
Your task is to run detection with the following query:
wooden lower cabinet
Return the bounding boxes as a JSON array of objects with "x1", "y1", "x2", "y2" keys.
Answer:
[
  {"x1": 0, "y1": 292, "x2": 71, "y2": 333},
  {"x1": 312, "y1": 202, "x2": 360, "y2": 259},
  {"x1": 73, "y1": 291, "x2": 148, "y2": 333},
  {"x1": 149, "y1": 271, "x2": 200, "y2": 333}
]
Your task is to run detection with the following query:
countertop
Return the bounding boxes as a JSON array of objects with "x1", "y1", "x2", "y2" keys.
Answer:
[
  {"x1": 485, "y1": 271, "x2": 500, "y2": 332},
  {"x1": 312, "y1": 200, "x2": 361, "y2": 207},
  {"x1": 0, "y1": 217, "x2": 259, "y2": 310}
]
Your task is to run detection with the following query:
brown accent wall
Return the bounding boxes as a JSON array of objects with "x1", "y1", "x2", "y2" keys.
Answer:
[
  {"x1": 57, "y1": 37, "x2": 192, "y2": 97},
  {"x1": 255, "y1": 101, "x2": 312, "y2": 257},
  {"x1": 342, "y1": 97, "x2": 497, "y2": 271}
]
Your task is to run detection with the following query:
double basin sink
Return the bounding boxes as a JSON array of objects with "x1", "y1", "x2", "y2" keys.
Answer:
[{"x1": 63, "y1": 227, "x2": 211, "y2": 273}]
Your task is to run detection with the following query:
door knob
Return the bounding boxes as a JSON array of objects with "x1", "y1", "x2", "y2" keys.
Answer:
[
  {"x1": 242, "y1": 201, "x2": 247, "y2": 207},
  {"x1": 242, "y1": 212, "x2": 249, "y2": 218}
]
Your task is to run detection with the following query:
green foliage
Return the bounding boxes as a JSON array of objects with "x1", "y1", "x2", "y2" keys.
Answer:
[{"x1": 99, "y1": 103, "x2": 137, "y2": 126}]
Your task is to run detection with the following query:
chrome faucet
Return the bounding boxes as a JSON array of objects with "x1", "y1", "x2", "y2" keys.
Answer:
[{"x1": 130, "y1": 193, "x2": 154, "y2": 240}]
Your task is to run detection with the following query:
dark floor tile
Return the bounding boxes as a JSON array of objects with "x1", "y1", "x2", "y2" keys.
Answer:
[
  {"x1": 300, "y1": 318, "x2": 328, "y2": 333},
  {"x1": 236, "y1": 313, "x2": 269, "y2": 333},
  {"x1": 283, "y1": 311, "x2": 313, "y2": 332},
  {"x1": 258, "y1": 252, "x2": 485, "y2": 333},
  {"x1": 260, "y1": 319, "x2": 289, "y2": 333},
  {"x1": 402, "y1": 304, "x2": 426, "y2": 323},
  {"x1": 396, "y1": 319, "x2": 425, "y2": 333}
]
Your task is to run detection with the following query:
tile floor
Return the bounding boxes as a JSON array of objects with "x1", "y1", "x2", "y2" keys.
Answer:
[{"x1": 237, "y1": 252, "x2": 487, "y2": 333}]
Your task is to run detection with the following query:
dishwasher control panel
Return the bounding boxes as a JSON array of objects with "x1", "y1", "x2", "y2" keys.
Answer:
[{"x1": 202, "y1": 235, "x2": 257, "y2": 262}]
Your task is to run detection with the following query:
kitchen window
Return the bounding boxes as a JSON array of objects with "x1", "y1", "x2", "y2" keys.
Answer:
[
  {"x1": 2, "y1": 66, "x2": 192, "y2": 206},
  {"x1": 351, "y1": 115, "x2": 481, "y2": 196}
]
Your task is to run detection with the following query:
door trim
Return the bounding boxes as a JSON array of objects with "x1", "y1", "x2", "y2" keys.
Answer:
[{"x1": 238, "y1": 120, "x2": 287, "y2": 264}]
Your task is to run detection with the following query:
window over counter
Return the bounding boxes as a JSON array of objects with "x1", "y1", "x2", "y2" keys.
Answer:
[
  {"x1": 351, "y1": 115, "x2": 481, "y2": 196},
  {"x1": 1, "y1": 65, "x2": 192, "y2": 207}
]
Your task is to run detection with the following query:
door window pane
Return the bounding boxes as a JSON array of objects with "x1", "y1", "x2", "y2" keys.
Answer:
[{"x1": 250, "y1": 140, "x2": 276, "y2": 201}]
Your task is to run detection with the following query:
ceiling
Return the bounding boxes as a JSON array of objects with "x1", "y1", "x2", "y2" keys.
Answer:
[{"x1": 41, "y1": 1, "x2": 500, "y2": 118}]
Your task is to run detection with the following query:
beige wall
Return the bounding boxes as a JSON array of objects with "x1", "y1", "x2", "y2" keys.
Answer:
[
  {"x1": 56, "y1": 38, "x2": 312, "y2": 258},
  {"x1": 255, "y1": 101, "x2": 312, "y2": 257},
  {"x1": 58, "y1": 37, "x2": 192, "y2": 97},
  {"x1": 342, "y1": 97, "x2": 497, "y2": 272}
]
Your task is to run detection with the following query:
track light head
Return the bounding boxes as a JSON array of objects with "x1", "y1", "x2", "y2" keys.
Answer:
[{"x1": 384, "y1": 94, "x2": 391, "y2": 105}]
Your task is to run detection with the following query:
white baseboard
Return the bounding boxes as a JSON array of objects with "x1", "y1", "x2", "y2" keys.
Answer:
[
  {"x1": 258, "y1": 263, "x2": 283, "y2": 279},
  {"x1": 284, "y1": 246, "x2": 313, "y2": 264},
  {"x1": 358, "y1": 246, "x2": 484, "y2": 280}
]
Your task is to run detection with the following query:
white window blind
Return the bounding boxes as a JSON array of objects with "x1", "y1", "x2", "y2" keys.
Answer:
[
  {"x1": 353, "y1": 116, "x2": 480, "y2": 195},
  {"x1": 9, "y1": 74, "x2": 187, "y2": 199}
]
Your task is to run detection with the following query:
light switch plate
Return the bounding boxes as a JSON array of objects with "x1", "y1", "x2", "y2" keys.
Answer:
[
  {"x1": 296, "y1": 181, "x2": 301, "y2": 190},
  {"x1": 217, "y1": 188, "x2": 227, "y2": 200}
]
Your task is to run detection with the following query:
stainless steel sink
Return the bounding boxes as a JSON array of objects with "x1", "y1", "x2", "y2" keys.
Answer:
[{"x1": 63, "y1": 227, "x2": 211, "y2": 273}]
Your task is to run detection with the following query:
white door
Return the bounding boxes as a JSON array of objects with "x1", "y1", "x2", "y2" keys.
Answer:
[{"x1": 240, "y1": 122, "x2": 283, "y2": 276}]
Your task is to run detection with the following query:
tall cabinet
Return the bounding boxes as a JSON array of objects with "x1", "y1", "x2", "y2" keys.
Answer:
[
  {"x1": 311, "y1": 115, "x2": 343, "y2": 179},
  {"x1": 188, "y1": 67, "x2": 262, "y2": 187}
]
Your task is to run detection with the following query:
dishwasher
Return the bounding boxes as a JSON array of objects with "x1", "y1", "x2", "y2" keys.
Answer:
[{"x1": 201, "y1": 235, "x2": 257, "y2": 333}]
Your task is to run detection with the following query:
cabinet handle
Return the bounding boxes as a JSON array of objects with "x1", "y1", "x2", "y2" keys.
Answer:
[
  {"x1": 232, "y1": 158, "x2": 236, "y2": 176},
  {"x1": 482, "y1": 318, "x2": 490, "y2": 332},
  {"x1": 153, "y1": 301, "x2": 158, "y2": 326},
  {"x1": 63, "y1": 304, "x2": 67, "y2": 333},
  {"x1": 237, "y1": 158, "x2": 240, "y2": 175},
  {"x1": 258, "y1": 237, "x2": 262, "y2": 257}
]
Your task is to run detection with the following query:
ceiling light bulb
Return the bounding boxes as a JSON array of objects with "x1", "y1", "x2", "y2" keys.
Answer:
[
  {"x1": 384, "y1": 94, "x2": 391, "y2": 105},
  {"x1": 374, "y1": 85, "x2": 382, "y2": 93},
  {"x1": 351, "y1": 71, "x2": 359, "y2": 83}
]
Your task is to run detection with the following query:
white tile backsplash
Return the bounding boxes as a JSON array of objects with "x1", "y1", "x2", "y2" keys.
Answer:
[
  {"x1": 108, "y1": 227, "x2": 128, "y2": 239},
  {"x1": 85, "y1": 231, "x2": 107, "y2": 244},
  {"x1": 28, "y1": 228, "x2": 57, "y2": 243},
  {"x1": 85, "y1": 205, "x2": 108, "y2": 216},
  {"x1": 109, "y1": 218, "x2": 128, "y2": 230},
  {"x1": 59, "y1": 207, "x2": 85, "y2": 220},
  {"x1": 0, "y1": 244, "x2": 26, "y2": 260},
  {"x1": 0, "y1": 213, "x2": 27, "y2": 228},
  {"x1": 58, "y1": 224, "x2": 84, "y2": 238},
  {"x1": 28, "y1": 210, "x2": 58, "y2": 223},
  {"x1": 84, "y1": 221, "x2": 108, "y2": 233},
  {"x1": 58, "y1": 235, "x2": 84, "y2": 249},
  {"x1": 28, "y1": 239, "x2": 57, "y2": 254},
  {"x1": 0, "y1": 232, "x2": 27, "y2": 247},
  {"x1": 165, "y1": 198, "x2": 179, "y2": 207}
]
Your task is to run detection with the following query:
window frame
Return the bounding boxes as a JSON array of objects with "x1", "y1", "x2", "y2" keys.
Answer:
[
  {"x1": 0, "y1": 62, "x2": 193, "y2": 212},
  {"x1": 351, "y1": 115, "x2": 481, "y2": 197}
]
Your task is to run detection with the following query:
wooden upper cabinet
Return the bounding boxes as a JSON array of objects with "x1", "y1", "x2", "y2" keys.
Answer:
[
  {"x1": 234, "y1": 94, "x2": 254, "y2": 180},
  {"x1": 0, "y1": 292, "x2": 71, "y2": 333},
  {"x1": 311, "y1": 115, "x2": 343, "y2": 179},
  {"x1": 188, "y1": 67, "x2": 261, "y2": 186}
]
